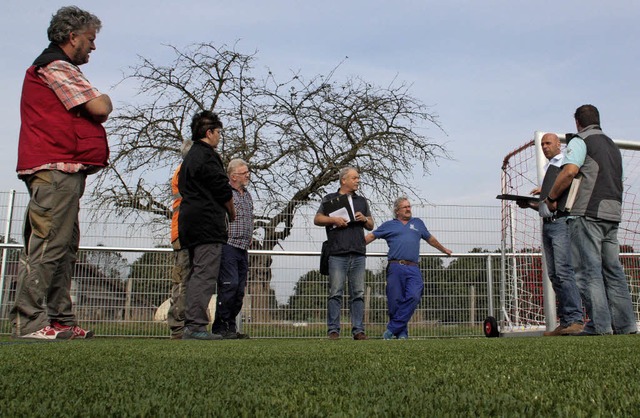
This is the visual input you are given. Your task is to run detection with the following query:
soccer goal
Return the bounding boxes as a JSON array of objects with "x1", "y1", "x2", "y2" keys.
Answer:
[{"x1": 488, "y1": 131, "x2": 640, "y2": 337}]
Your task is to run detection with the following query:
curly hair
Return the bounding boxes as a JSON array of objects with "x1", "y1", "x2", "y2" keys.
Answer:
[{"x1": 47, "y1": 6, "x2": 102, "y2": 45}]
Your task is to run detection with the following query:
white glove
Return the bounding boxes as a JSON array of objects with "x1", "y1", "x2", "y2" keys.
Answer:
[{"x1": 538, "y1": 202, "x2": 554, "y2": 218}]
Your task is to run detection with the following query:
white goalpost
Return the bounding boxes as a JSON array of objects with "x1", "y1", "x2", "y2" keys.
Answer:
[{"x1": 491, "y1": 131, "x2": 640, "y2": 337}]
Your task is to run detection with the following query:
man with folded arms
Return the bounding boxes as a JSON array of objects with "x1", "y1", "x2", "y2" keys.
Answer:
[{"x1": 12, "y1": 6, "x2": 111, "y2": 340}]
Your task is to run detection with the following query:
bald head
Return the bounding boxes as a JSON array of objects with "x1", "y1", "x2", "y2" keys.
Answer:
[{"x1": 540, "y1": 133, "x2": 561, "y2": 160}]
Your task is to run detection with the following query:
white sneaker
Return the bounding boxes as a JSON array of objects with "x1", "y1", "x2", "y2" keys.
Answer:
[{"x1": 19, "y1": 325, "x2": 74, "y2": 340}]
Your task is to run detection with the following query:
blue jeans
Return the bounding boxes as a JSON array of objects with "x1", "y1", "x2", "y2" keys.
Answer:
[
  {"x1": 327, "y1": 254, "x2": 365, "y2": 335},
  {"x1": 569, "y1": 217, "x2": 637, "y2": 335},
  {"x1": 542, "y1": 218, "x2": 584, "y2": 327},
  {"x1": 385, "y1": 263, "x2": 424, "y2": 336}
]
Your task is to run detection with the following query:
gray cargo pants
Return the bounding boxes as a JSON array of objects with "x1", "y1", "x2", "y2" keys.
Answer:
[
  {"x1": 184, "y1": 243, "x2": 222, "y2": 332},
  {"x1": 10, "y1": 170, "x2": 86, "y2": 336}
]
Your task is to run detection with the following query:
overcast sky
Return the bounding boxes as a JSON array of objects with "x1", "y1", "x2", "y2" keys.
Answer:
[{"x1": 2, "y1": 1, "x2": 639, "y2": 206}]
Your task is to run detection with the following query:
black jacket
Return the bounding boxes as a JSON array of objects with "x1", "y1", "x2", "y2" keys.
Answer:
[{"x1": 178, "y1": 140, "x2": 233, "y2": 248}]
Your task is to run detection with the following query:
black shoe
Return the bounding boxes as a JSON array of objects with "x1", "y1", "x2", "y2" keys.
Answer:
[
  {"x1": 221, "y1": 329, "x2": 239, "y2": 339},
  {"x1": 235, "y1": 332, "x2": 250, "y2": 339},
  {"x1": 183, "y1": 328, "x2": 223, "y2": 340}
]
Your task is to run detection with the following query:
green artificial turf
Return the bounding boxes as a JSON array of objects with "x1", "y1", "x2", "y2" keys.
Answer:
[{"x1": 1, "y1": 336, "x2": 639, "y2": 417}]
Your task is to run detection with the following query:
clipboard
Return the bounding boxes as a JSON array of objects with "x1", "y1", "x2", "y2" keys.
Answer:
[
  {"x1": 496, "y1": 194, "x2": 538, "y2": 203},
  {"x1": 322, "y1": 194, "x2": 355, "y2": 223}
]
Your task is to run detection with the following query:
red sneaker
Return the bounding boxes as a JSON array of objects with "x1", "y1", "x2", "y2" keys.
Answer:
[
  {"x1": 19, "y1": 325, "x2": 73, "y2": 340},
  {"x1": 52, "y1": 322, "x2": 95, "y2": 339}
]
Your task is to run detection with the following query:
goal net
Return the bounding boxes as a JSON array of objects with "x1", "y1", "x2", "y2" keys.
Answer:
[{"x1": 499, "y1": 131, "x2": 640, "y2": 332}]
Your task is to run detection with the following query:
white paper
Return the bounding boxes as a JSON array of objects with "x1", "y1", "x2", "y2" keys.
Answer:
[{"x1": 329, "y1": 207, "x2": 351, "y2": 223}]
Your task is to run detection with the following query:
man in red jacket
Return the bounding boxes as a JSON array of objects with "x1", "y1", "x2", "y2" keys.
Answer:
[{"x1": 11, "y1": 6, "x2": 112, "y2": 340}]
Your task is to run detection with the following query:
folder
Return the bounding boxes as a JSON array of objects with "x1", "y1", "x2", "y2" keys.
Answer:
[{"x1": 322, "y1": 194, "x2": 355, "y2": 223}]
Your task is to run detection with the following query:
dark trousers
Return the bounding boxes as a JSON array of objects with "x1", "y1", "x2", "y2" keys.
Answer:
[
  {"x1": 185, "y1": 243, "x2": 222, "y2": 332},
  {"x1": 212, "y1": 244, "x2": 248, "y2": 333}
]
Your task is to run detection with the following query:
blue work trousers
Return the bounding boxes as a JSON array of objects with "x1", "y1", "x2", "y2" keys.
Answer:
[{"x1": 385, "y1": 263, "x2": 424, "y2": 336}]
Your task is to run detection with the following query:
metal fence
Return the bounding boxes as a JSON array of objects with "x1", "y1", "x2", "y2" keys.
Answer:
[
  {"x1": 1, "y1": 245, "x2": 507, "y2": 339},
  {"x1": 11, "y1": 188, "x2": 637, "y2": 339},
  {"x1": 0, "y1": 189, "x2": 513, "y2": 338}
]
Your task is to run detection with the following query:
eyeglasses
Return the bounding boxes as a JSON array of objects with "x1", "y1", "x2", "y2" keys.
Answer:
[{"x1": 233, "y1": 171, "x2": 250, "y2": 176}]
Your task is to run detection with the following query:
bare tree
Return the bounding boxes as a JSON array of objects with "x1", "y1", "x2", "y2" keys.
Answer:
[{"x1": 95, "y1": 42, "x2": 448, "y2": 320}]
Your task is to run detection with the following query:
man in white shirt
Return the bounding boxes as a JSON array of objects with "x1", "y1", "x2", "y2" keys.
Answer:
[{"x1": 519, "y1": 133, "x2": 584, "y2": 336}]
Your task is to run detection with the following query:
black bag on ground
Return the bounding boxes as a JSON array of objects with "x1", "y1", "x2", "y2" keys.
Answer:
[{"x1": 320, "y1": 240, "x2": 329, "y2": 275}]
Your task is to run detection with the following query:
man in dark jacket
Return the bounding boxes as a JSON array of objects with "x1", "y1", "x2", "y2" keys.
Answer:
[{"x1": 178, "y1": 111, "x2": 235, "y2": 340}]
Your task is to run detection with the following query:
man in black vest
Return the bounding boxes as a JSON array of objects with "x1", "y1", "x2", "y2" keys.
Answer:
[
  {"x1": 518, "y1": 133, "x2": 584, "y2": 336},
  {"x1": 315, "y1": 167, "x2": 374, "y2": 340},
  {"x1": 547, "y1": 105, "x2": 637, "y2": 335}
]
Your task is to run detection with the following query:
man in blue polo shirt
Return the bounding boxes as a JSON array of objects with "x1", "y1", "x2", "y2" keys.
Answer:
[{"x1": 365, "y1": 197, "x2": 452, "y2": 339}]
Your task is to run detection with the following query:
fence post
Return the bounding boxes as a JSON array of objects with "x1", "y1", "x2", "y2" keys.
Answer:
[
  {"x1": 486, "y1": 254, "x2": 494, "y2": 317},
  {"x1": 125, "y1": 278, "x2": 133, "y2": 321},
  {"x1": 469, "y1": 285, "x2": 476, "y2": 325},
  {"x1": 0, "y1": 189, "x2": 16, "y2": 312},
  {"x1": 364, "y1": 285, "x2": 371, "y2": 324}
]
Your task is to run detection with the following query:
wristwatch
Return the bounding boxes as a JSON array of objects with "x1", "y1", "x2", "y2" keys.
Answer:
[{"x1": 546, "y1": 196, "x2": 557, "y2": 203}]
